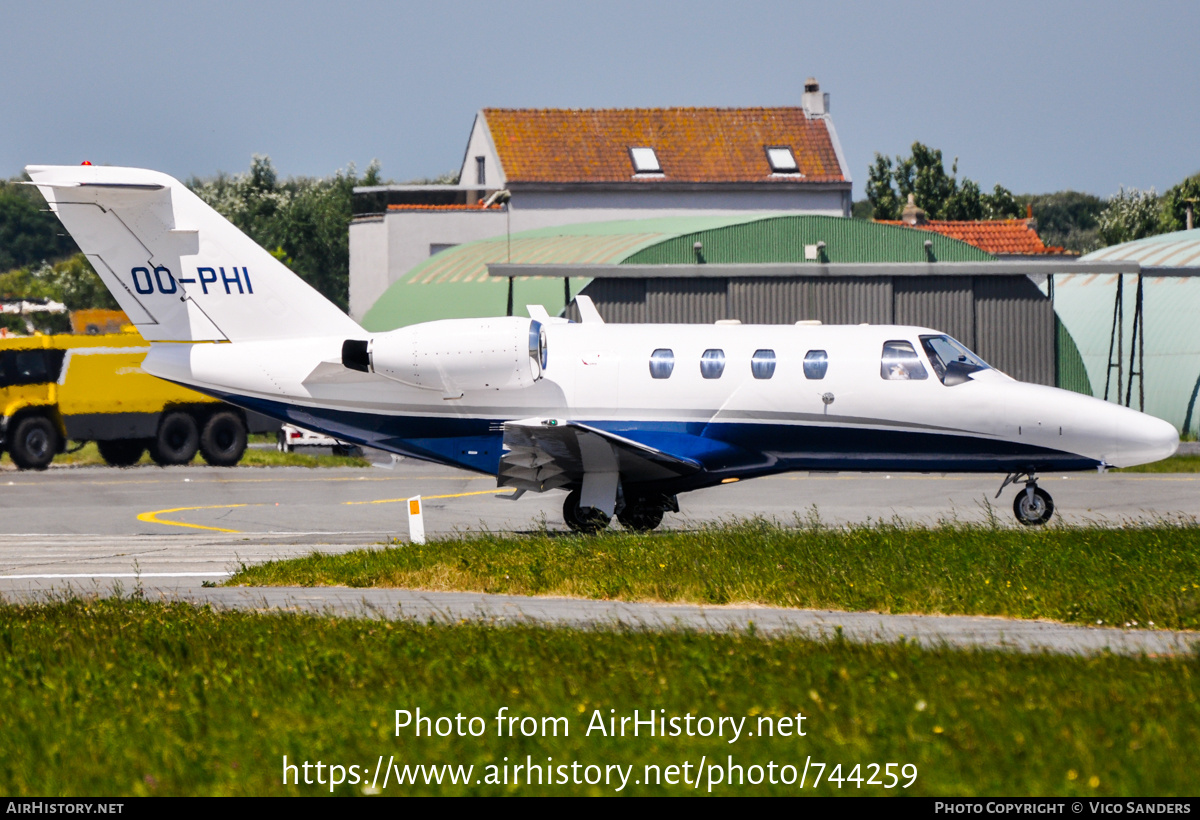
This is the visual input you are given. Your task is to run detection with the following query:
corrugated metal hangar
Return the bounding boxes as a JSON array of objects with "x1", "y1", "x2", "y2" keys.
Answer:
[
  {"x1": 1052, "y1": 228, "x2": 1200, "y2": 434},
  {"x1": 362, "y1": 213, "x2": 994, "y2": 332},
  {"x1": 361, "y1": 213, "x2": 1135, "y2": 391}
]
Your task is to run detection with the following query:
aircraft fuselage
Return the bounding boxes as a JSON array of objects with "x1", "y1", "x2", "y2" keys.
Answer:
[{"x1": 142, "y1": 320, "x2": 1178, "y2": 497}]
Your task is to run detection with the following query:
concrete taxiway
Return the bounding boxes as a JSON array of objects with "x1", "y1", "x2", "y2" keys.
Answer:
[
  {"x1": 1, "y1": 458, "x2": 1197, "y2": 539},
  {"x1": 1, "y1": 459, "x2": 1196, "y2": 656}
]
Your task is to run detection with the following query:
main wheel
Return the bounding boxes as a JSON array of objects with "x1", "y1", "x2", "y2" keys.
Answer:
[
  {"x1": 150, "y1": 412, "x2": 200, "y2": 466},
  {"x1": 97, "y1": 439, "x2": 146, "y2": 467},
  {"x1": 1013, "y1": 486, "x2": 1054, "y2": 526},
  {"x1": 9, "y1": 415, "x2": 59, "y2": 470},
  {"x1": 199, "y1": 410, "x2": 247, "y2": 466},
  {"x1": 617, "y1": 504, "x2": 664, "y2": 532},
  {"x1": 563, "y1": 490, "x2": 611, "y2": 534}
]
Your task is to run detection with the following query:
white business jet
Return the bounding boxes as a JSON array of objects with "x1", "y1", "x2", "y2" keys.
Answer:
[{"x1": 27, "y1": 165, "x2": 1178, "y2": 529}]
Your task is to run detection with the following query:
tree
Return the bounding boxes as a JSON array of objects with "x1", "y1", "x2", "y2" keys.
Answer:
[
  {"x1": 905, "y1": 143, "x2": 958, "y2": 219},
  {"x1": 981, "y1": 185, "x2": 1022, "y2": 220},
  {"x1": 402, "y1": 170, "x2": 459, "y2": 185},
  {"x1": 44, "y1": 253, "x2": 119, "y2": 311},
  {"x1": 863, "y1": 142, "x2": 1018, "y2": 221},
  {"x1": 1016, "y1": 191, "x2": 1105, "y2": 253},
  {"x1": 0, "y1": 178, "x2": 79, "y2": 271},
  {"x1": 1159, "y1": 172, "x2": 1200, "y2": 234},
  {"x1": 850, "y1": 198, "x2": 873, "y2": 220},
  {"x1": 866, "y1": 154, "x2": 901, "y2": 220},
  {"x1": 0, "y1": 254, "x2": 118, "y2": 311},
  {"x1": 943, "y1": 178, "x2": 982, "y2": 221},
  {"x1": 189, "y1": 156, "x2": 387, "y2": 311},
  {"x1": 1097, "y1": 187, "x2": 1160, "y2": 246}
]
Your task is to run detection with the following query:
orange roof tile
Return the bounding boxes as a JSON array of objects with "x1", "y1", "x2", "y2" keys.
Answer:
[
  {"x1": 483, "y1": 107, "x2": 845, "y2": 184},
  {"x1": 878, "y1": 219, "x2": 1073, "y2": 256}
]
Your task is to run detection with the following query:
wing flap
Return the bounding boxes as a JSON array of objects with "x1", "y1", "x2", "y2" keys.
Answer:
[{"x1": 498, "y1": 418, "x2": 701, "y2": 493}]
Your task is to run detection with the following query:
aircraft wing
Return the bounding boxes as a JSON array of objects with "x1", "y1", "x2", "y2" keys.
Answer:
[{"x1": 498, "y1": 418, "x2": 702, "y2": 493}]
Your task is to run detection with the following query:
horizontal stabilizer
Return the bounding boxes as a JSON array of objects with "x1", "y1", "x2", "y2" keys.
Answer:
[
  {"x1": 26, "y1": 164, "x2": 362, "y2": 343},
  {"x1": 301, "y1": 360, "x2": 383, "y2": 385},
  {"x1": 23, "y1": 180, "x2": 166, "y2": 191}
]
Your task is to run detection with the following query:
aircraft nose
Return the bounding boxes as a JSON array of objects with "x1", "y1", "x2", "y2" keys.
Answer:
[{"x1": 1109, "y1": 411, "x2": 1178, "y2": 468}]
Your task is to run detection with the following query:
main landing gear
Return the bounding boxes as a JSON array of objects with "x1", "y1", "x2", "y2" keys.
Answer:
[
  {"x1": 996, "y1": 472, "x2": 1054, "y2": 526},
  {"x1": 562, "y1": 489, "x2": 677, "y2": 534},
  {"x1": 563, "y1": 490, "x2": 611, "y2": 534}
]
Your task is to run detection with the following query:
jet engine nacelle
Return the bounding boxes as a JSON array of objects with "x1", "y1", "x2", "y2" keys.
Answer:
[{"x1": 343, "y1": 317, "x2": 546, "y2": 394}]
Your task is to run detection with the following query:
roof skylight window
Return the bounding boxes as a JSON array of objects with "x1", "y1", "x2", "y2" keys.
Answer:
[
  {"x1": 629, "y1": 147, "x2": 662, "y2": 174},
  {"x1": 766, "y1": 146, "x2": 800, "y2": 174}
]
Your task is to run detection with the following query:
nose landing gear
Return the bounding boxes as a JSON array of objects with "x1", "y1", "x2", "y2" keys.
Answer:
[{"x1": 996, "y1": 472, "x2": 1055, "y2": 526}]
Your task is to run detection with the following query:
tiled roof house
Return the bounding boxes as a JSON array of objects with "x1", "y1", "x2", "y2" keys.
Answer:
[
  {"x1": 878, "y1": 196, "x2": 1073, "y2": 259},
  {"x1": 349, "y1": 79, "x2": 853, "y2": 319},
  {"x1": 474, "y1": 106, "x2": 848, "y2": 186}
]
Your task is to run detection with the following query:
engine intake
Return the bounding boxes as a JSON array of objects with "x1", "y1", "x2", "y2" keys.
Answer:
[{"x1": 343, "y1": 317, "x2": 546, "y2": 394}]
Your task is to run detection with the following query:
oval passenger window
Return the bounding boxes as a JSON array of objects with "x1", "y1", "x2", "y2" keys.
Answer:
[
  {"x1": 649, "y1": 348, "x2": 675, "y2": 379},
  {"x1": 803, "y1": 349, "x2": 828, "y2": 380},
  {"x1": 751, "y1": 349, "x2": 776, "y2": 380},
  {"x1": 700, "y1": 349, "x2": 725, "y2": 379}
]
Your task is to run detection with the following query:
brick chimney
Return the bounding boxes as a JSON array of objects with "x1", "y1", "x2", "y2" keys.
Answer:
[{"x1": 901, "y1": 193, "x2": 927, "y2": 225}]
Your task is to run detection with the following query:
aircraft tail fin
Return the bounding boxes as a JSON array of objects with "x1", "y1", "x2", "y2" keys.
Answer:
[{"x1": 25, "y1": 165, "x2": 362, "y2": 343}]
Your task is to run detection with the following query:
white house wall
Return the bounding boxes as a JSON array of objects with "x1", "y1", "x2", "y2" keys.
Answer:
[
  {"x1": 457, "y1": 114, "x2": 504, "y2": 189},
  {"x1": 350, "y1": 209, "x2": 507, "y2": 319},
  {"x1": 348, "y1": 217, "x2": 389, "y2": 320}
]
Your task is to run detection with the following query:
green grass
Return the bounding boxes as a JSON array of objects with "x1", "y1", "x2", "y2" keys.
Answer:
[
  {"x1": 39, "y1": 441, "x2": 369, "y2": 469},
  {"x1": 228, "y1": 520, "x2": 1200, "y2": 630},
  {"x1": 0, "y1": 598, "x2": 1196, "y2": 796},
  {"x1": 1116, "y1": 454, "x2": 1200, "y2": 473}
]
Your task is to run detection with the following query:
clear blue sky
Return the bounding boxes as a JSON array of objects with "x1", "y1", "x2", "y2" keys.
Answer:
[{"x1": 3, "y1": 0, "x2": 1196, "y2": 199}]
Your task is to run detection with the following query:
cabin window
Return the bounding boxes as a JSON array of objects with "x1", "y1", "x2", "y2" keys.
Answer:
[
  {"x1": 475, "y1": 156, "x2": 486, "y2": 185},
  {"x1": 880, "y1": 340, "x2": 928, "y2": 381},
  {"x1": 649, "y1": 348, "x2": 675, "y2": 379},
  {"x1": 751, "y1": 349, "x2": 776, "y2": 380},
  {"x1": 700, "y1": 349, "x2": 725, "y2": 379},
  {"x1": 920, "y1": 335, "x2": 990, "y2": 386},
  {"x1": 803, "y1": 349, "x2": 828, "y2": 380}
]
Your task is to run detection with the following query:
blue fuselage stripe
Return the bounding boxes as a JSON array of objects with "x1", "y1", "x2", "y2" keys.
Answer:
[{"x1": 204, "y1": 390, "x2": 1100, "y2": 491}]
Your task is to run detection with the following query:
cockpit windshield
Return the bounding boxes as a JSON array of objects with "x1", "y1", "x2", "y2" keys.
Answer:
[{"x1": 919, "y1": 335, "x2": 991, "y2": 386}]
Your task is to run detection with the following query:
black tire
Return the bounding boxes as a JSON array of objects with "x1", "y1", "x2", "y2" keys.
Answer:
[
  {"x1": 617, "y1": 504, "x2": 665, "y2": 532},
  {"x1": 1013, "y1": 486, "x2": 1054, "y2": 526},
  {"x1": 563, "y1": 489, "x2": 611, "y2": 534},
  {"x1": 199, "y1": 410, "x2": 247, "y2": 467},
  {"x1": 97, "y1": 439, "x2": 146, "y2": 467},
  {"x1": 9, "y1": 415, "x2": 59, "y2": 470},
  {"x1": 150, "y1": 411, "x2": 200, "y2": 466}
]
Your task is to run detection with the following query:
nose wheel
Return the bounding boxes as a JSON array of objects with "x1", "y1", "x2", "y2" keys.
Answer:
[{"x1": 997, "y1": 472, "x2": 1055, "y2": 526}]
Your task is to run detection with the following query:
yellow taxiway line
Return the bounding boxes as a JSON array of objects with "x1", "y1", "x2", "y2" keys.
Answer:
[
  {"x1": 344, "y1": 489, "x2": 508, "y2": 506},
  {"x1": 138, "y1": 489, "x2": 507, "y2": 531},
  {"x1": 137, "y1": 504, "x2": 255, "y2": 533}
]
